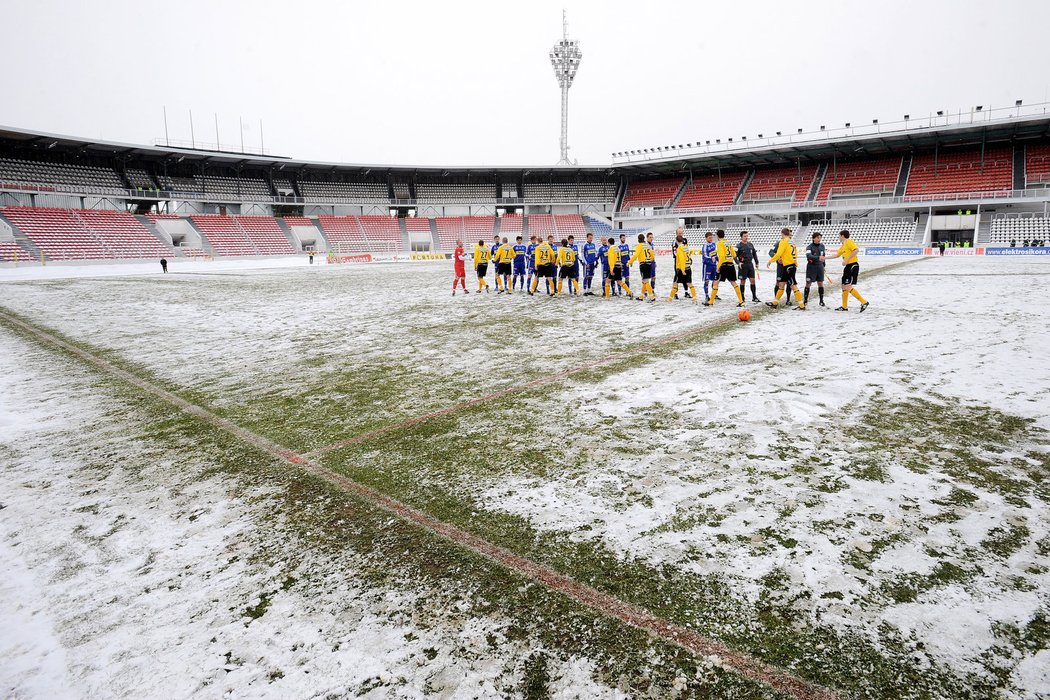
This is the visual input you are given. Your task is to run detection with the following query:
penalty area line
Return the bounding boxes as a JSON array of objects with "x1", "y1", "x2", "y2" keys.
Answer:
[{"x1": 0, "y1": 307, "x2": 840, "y2": 700}]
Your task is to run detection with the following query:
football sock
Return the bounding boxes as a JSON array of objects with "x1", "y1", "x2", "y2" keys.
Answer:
[
  {"x1": 841, "y1": 290, "x2": 849, "y2": 308},
  {"x1": 850, "y1": 288, "x2": 867, "y2": 304}
]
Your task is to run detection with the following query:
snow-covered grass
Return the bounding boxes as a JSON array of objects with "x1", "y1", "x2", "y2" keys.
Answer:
[{"x1": 2, "y1": 255, "x2": 1048, "y2": 698}]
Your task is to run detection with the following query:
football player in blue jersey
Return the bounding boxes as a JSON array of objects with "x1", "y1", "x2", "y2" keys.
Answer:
[
  {"x1": 597, "y1": 236, "x2": 614, "y2": 295},
  {"x1": 618, "y1": 233, "x2": 631, "y2": 292},
  {"x1": 701, "y1": 230, "x2": 718, "y2": 302},
  {"x1": 525, "y1": 235, "x2": 538, "y2": 292},
  {"x1": 512, "y1": 235, "x2": 528, "y2": 291},
  {"x1": 581, "y1": 232, "x2": 598, "y2": 295}
]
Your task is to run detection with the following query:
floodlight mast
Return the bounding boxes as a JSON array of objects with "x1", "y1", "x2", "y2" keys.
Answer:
[{"x1": 549, "y1": 10, "x2": 582, "y2": 165}]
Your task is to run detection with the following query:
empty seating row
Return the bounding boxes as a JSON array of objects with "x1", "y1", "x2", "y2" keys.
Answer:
[
  {"x1": 807, "y1": 219, "x2": 918, "y2": 244},
  {"x1": 905, "y1": 148, "x2": 1012, "y2": 197},
  {"x1": 125, "y1": 168, "x2": 157, "y2": 190},
  {"x1": 2, "y1": 207, "x2": 171, "y2": 259},
  {"x1": 989, "y1": 215, "x2": 1050, "y2": 244},
  {"x1": 714, "y1": 223, "x2": 804, "y2": 249},
  {"x1": 0, "y1": 240, "x2": 32, "y2": 261},
  {"x1": 416, "y1": 183, "x2": 495, "y2": 203},
  {"x1": 814, "y1": 157, "x2": 901, "y2": 203},
  {"x1": 742, "y1": 165, "x2": 819, "y2": 203},
  {"x1": 0, "y1": 158, "x2": 125, "y2": 194},
  {"x1": 620, "y1": 177, "x2": 684, "y2": 211},
  {"x1": 318, "y1": 215, "x2": 402, "y2": 253},
  {"x1": 156, "y1": 175, "x2": 272, "y2": 200},
  {"x1": 522, "y1": 182, "x2": 618, "y2": 202},
  {"x1": 1025, "y1": 144, "x2": 1050, "y2": 186},
  {"x1": 675, "y1": 172, "x2": 748, "y2": 210},
  {"x1": 299, "y1": 181, "x2": 390, "y2": 204},
  {"x1": 190, "y1": 215, "x2": 294, "y2": 256},
  {"x1": 499, "y1": 214, "x2": 523, "y2": 236}
]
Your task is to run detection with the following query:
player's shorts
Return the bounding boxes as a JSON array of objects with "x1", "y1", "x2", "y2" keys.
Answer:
[
  {"x1": 609, "y1": 265, "x2": 623, "y2": 281},
  {"x1": 702, "y1": 265, "x2": 718, "y2": 282},
  {"x1": 738, "y1": 263, "x2": 756, "y2": 279},
  {"x1": 718, "y1": 263, "x2": 737, "y2": 282},
  {"x1": 560, "y1": 265, "x2": 578, "y2": 279},
  {"x1": 806, "y1": 264, "x2": 825, "y2": 283},
  {"x1": 621, "y1": 262, "x2": 631, "y2": 277},
  {"x1": 778, "y1": 264, "x2": 798, "y2": 286},
  {"x1": 674, "y1": 268, "x2": 692, "y2": 285},
  {"x1": 496, "y1": 262, "x2": 512, "y2": 276},
  {"x1": 842, "y1": 263, "x2": 860, "y2": 286},
  {"x1": 639, "y1": 262, "x2": 654, "y2": 279},
  {"x1": 536, "y1": 263, "x2": 555, "y2": 279},
  {"x1": 475, "y1": 263, "x2": 488, "y2": 277}
]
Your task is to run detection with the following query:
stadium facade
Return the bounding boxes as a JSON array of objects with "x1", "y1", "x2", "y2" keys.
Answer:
[{"x1": 1, "y1": 104, "x2": 1049, "y2": 264}]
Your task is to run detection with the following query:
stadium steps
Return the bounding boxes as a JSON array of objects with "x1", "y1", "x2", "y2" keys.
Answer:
[
  {"x1": 975, "y1": 216, "x2": 993, "y2": 245},
  {"x1": 1014, "y1": 145, "x2": 1026, "y2": 190},
  {"x1": 734, "y1": 169, "x2": 756, "y2": 204},
  {"x1": 894, "y1": 155, "x2": 912, "y2": 197},
  {"x1": 69, "y1": 210, "x2": 118, "y2": 256},
  {"x1": 0, "y1": 211, "x2": 42, "y2": 260},
  {"x1": 136, "y1": 215, "x2": 183, "y2": 254},
  {"x1": 183, "y1": 218, "x2": 219, "y2": 257},
  {"x1": 584, "y1": 212, "x2": 612, "y2": 238},
  {"x1": 275, "y1": 217, "x2": 303, "y2": 252},
  {"x1": 667, "y1": 177, "x2": 691, "y2": 209},
  {"x1": 805, "y1": 164, "x2": 828, "y2": 203},
  {"x1": 612, "y1": 180, "x2": 627, "y2": 212},
  {"x1": 397, "y1": 217, "x2": 412, "y2": 250},
  {"x1": 521, "y1": 215, "x2": 529, "y2": 237}
]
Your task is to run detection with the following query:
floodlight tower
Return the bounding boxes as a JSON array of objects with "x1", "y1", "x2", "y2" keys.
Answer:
[{"x1": 550, "y1": 10, "x2": 582, "y2": 165}]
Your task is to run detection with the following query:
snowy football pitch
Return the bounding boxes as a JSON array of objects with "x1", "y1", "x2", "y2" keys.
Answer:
[{"x1": 1, "y1": 255, "x2": 1048, "y2": 699}]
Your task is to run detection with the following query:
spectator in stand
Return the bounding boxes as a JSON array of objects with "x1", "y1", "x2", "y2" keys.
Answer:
[
  {"x1": 452, "y1": 239, "x2": 468, "y2": 295},
  {"x1": 160, "y1": 257, "x2": 168, "y2": 273},
  {"x1": 938, "y1": 242, "x2": 945, "y2": 255}
]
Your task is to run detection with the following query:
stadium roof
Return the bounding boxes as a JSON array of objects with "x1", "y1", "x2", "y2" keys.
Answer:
[
  {"x1": 0, "y1": 125, "x2": 615, "y2": 176},
  {"x1": 612, "y1": 112, "x2": 1050, "y2": 177}
]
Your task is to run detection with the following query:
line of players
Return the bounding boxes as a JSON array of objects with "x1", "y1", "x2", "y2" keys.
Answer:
[{"x1": 453, "y1": 226, "x2": 868, "y2": 311}]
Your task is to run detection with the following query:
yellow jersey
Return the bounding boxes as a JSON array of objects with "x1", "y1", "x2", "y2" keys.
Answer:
[
  {"x1": 557, "y1": 246, "x2": 577, "y2": 266},
  {"x1": 769, "y1": 239, "x2": 798, "y2": 267},
  {"x1": 607, "y1": 245, "x2": 621, "y2": 269},
  {"x1": 838, "y1": 238, "x2": 859, "y2": 265},
  {"x1": 715, "y1": 239, "x2": 736, "y2": 266},
  {"x1": 629, "y1": 242, "x2": 655, "y2": 265},
  {"x1": 675, "y1": 244, "x2": 693, "y2": 272},
  {"x1": 535, "y1": 242, "x2": 556, "y2": 266},
  {"x1": 473, "y1": 245, "x2": 491, "y2": 265},
  {"x1": 493, "y1": 243, "x2": 515, "y2": 264}
]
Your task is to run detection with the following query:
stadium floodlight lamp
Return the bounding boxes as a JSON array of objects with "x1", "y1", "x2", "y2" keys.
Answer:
[
  {"x1": 686, "y1": 143, "x2": 693, "y2": 148},
  {"x1": 706, "y1": 140, "x2": 711, "y2": 145},
  {"x1": 904, "y1": 115, "x2": 910, "y2": 120},
  {"x1": 976, "y1": 106, "x2": 983, "y2": 111},
  {"x1": 776, "y1": 131, "x2": 781, "y2": 136},
  {"x1": 758, "y1": 134, "x2": 762, "y2": 138},
  {"x1": 742, "y1": 136, "x2": 747, "y2": 141},
  {"x1": 797, "y1": 128, "x2": 803, "y2": 134},
  {"x1": 820, "y1": 125, "x2": 825, "y2": 131},
  {"x1": 716, "y1": 139, "x2": 721, "y2": 144},
  {"x1": 845, "y1": 123, "x2": 850, "y2": 128},
  {"x1": 937, "y1": 111, "x2": 944, "y2": 116},
  {"x1": 550, "y1": 11, "x2": 583, "y2": 165},
  {"x1": 872, "y1": 119, "x2": 878, "y2": 124},
  {"x1": 728, "y1": 138, "x2": 733, "y2": 142},
  {"x1": 1016, "y1": 100, "x2": 1023, "y2": 107}
]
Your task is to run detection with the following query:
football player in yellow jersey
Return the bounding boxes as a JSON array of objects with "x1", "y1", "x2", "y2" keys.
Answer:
[
  {"x1": 556, "y1": 238, "x2": 580, "y2": 296},
  {"x1": 765, "y1": 228, "x2": 806, "y2": 310},
  {"x1": 529, "y1": 236, "x2": 557, "y2": 296},
  {"x1": 604, "y1": 237, "x2": 633, "y2": 298},
  {"x1": 472, "y1": 239, "x2": 492, "y2": 293},
  {"x1": 627, "y1": 233, "x2": 656, "y2": 302},
  {"x1": 668, "y1": 237, "x2": 698, "y2": 303},
  {"x1": 827, "y1": 229, "x2": 869, "y2": 312},
  {"x1": 492, "y1": 236, "x2": 516, "y2": 294},
  {"x1": 704, "y1": 229, "x2": 745, "y2": 307}
]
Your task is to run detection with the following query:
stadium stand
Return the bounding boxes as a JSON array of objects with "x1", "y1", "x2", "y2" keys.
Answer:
[
  {"x1": 0, "y1": 158, "x2": 125, "y2": 194},
  {"x1": 463, "y1": 216, "x2": 496, "y2": 241},
  {"x1": 584, "y1": 216, "x2": 648, "y2": 244},
  {"x1": 718, "y1": 223, "x2": 804, "y2": 248},
  {"x1": 905, "y1": 147, "x2": 1012, "y2": 197},
  {"x1": 807, "y1": 218, "x2": 918, "y2": 244},
  {"x1": 989, "y1": 215, "x2": 1050, "y2": 245},
  {"x1": 190, "y1": 215, "x2": 294, "y2": 256},
  {"x1": 1025, "y1": 144, "x2": 1050, "y2": 186},
  {"x1": 499, "y1": 214, "x2": 523, "y2": 236},
  {"x1": 298, "y1": 180, "x2": 390, "y2": 204},
  {"x1": 416, "y1": 183, "x2": 495, "y2": 203},
  {"x1": 432, "y1": 218, "x2": 461, "y2": 251},
  {"x1": 814, "y1": 158, "x2": 902, "y2": 203},
  {"x1": 522, "y1": 181, "x2": 618, "y2": 202},
  {"x1": 0, "y1": 241, "x2": 32, "y2": 261},
  {"x1": 125, "y1": 167, "x2": 157, "y2": 190},
  {"x1": 674, "y1": 172, "x2": 748, "y2": 210},
  {"x1": 553, "y1": 214, "x2": 587, "y2": 238},
  {"x1": 2, "y1": 207, "x2": 171, "y2": 259},
  {"x1": 317, "y1": 216, "x2": 370, "y2": 252},
  {"x1": 619, "y1": 177, "x2": 684, "y2": 211},
  {"x1": 742, "y1": 165, "x2": 819, "y2": 203},
  {"x1": 281, "y1": 216, "x2": 315, "y2": 227},
  {"x1": 359, "y1": 215, "x2": 403, "y2": 251},
  {"x1": 527, "y1": 214, "x2": 556, "y2": 239},
  {"x1": 156, "y1": 174, "x2": 200, "y2": 194}
]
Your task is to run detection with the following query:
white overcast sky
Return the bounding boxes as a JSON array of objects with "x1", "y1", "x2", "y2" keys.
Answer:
[{"x1": 2, "y1": 0, "x2": 1048, "y2": 167}]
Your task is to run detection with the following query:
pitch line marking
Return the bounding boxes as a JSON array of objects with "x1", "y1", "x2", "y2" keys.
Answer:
[
  {"x1": 0, "y1": 308, "x2": 840, "y2": 700},
  {"x1": 305, "y1": 257, "x2": 922, "y2": 459}
]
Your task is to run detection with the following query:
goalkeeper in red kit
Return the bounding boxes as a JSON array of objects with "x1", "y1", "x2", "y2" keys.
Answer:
[{"x1": 452, "y1": 239, "x2": 468, "y2": 295}]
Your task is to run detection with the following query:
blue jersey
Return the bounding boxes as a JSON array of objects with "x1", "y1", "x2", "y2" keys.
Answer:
[
  {"x1": 702, "y1": 241, "x2": 718, "y2": 269},
  {"x1": 512, "y1": 244, "x2": 528, "y2": 271},
  {"x1": 566, "y1": 243, "x2": 580, "y2": 271},
  {"x1": 598, "y1": 245, "x2": 610, "y2": 270},
  {"x1": 582, "y1": 242, "x2": 597, "y2": 264},
  {"x1": 526, "y1": 243, "x2": 537, "y2": 269},
  {"x1": 490, "y1": 242, "x2": 500, "y2": 259},
  {"x1": 618, "y1": 242, "x2": 631, "y2": 263}
]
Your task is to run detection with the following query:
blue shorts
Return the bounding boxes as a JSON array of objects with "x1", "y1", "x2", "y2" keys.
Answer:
[
  {"x1": 703, "y1": 265, "x2": 718, "y2": 281},
  {"x1": 513, "y1": 263, "x2": 526, "y2": 275}
]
